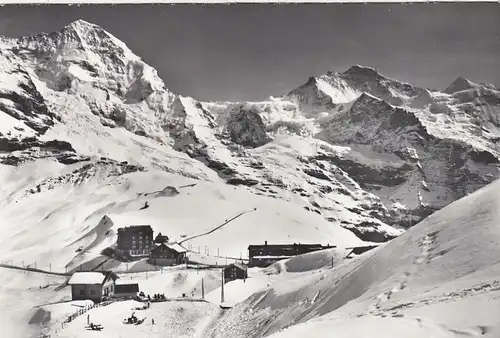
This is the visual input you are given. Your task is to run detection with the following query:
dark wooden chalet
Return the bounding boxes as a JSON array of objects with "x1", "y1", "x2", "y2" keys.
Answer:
[
  {"x1": 149, "y1": 243, "x2": 187, "y2": 266},
  {"x1": 116, "y1": 225, "x2": 154, "y2": 259},
  {"x1": 248, "y1": 241, "x2": 335, "y2": 267},
  {"x1": 224, "y1": 263, "x2": 248, "y2": 283},
  {"x1": 114, "y1": 280, "x2": 140, "y2": 298}
]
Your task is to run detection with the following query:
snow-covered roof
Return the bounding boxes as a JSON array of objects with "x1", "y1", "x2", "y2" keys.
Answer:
[
  {"x1": 166, "y1": 243, "x2": 187, "y2": 253},
  {"x1": 115, "y1": 279, "x2": 139, "y2": 286},
  {"x1": 68, "y1": 272, "x2": 107, "y2": 285},
  {"x1": 253, "y1": 255, "x2": 292, "y2": 259}
]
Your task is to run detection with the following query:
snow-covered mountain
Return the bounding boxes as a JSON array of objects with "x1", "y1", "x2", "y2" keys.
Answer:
[
  {"x1": 1, "y1": 19, "x2": 500, "y2": 338},
  {"x1": 1, "y1": 19, "x2": 500, "y2": 254}
]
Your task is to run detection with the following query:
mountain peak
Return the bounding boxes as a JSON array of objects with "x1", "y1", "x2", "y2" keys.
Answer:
[
  {"x1": 62, "y1": 19, "x2": 106, "y2": 36},
  {"x1": 65, "y1": 19, "x2": 100, "y2": 30},
  {"x1": 343, "y1": 64, "x2": 381, "y2": 77},
  {"x1": 444, "y1": 76, "x2": 478, "y2": 94}
]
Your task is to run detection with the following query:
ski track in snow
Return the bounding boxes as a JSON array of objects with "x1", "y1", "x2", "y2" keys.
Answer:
[
  {"x1": 368, "y1": 231, "x2": 438, "y2": 316},
  {"x1": 385, "y1": 280, "x2": 500, "y2": 313}
]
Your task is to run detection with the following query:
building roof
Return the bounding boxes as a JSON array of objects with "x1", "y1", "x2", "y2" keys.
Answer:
[
  {"x1": 117, "y1": 225, "x2": 153, "y2": 233},
  {"x1": 115, "y1": 279, "x2": 139, "y2": 286},
  {"x1": 226, "y1": 262, "x2": 246, "y2": 270},
  {"x1": 68, "y1": 272, "x2": 107, "y2": 285},
  {"x1": 248, "y1": 243, "x2": 324, "y2": 250},
  {"x1": 165, "y1": 243, "x2": 187, "y2": 253},
  {"x1": 154, "y1": 233, "x2": 169, "y2": 243}
]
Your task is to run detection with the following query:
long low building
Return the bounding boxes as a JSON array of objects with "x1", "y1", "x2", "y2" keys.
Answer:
[{"x1": 248, "y1": 241, "x2": 336, "y2": 267}]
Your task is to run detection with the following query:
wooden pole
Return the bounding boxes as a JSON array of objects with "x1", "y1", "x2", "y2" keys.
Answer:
[
  {"x1": 202, "y1": 278, "x2": 205, "y2": 300},
  {"x1": 221, "y1": 269, "x2": 225, "y2": 303}
]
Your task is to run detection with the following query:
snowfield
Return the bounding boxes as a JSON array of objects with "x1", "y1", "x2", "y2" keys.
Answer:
[
  {"x1": 204, "y1": 178, "x2": 500, "y2": 338},
  {"x1": 1, "y1": 18, "x2": 500, "y2": 338},
  {"x1": 0, "y1": 165, "x2": 362, "y2": 273}
]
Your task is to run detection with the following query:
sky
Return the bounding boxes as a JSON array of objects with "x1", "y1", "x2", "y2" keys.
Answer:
[{"x1": 0, "y1": 3, "x2": 499, "y2": 101}]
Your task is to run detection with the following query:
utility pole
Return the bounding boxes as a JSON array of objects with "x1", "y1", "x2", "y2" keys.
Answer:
[
  {"x1": 218, "y1": 248, "x2": 220, "y2": 256},
  {"x1": 49, "y1": 263, "x2": 51, "y2": 272},
  {"x1": 331, "y1": 256, "x2": 334, "y2": 268},
  {"x1": 201, "y1": 278, "x2": 205, "y2": 300},
  {"x1": 221, "y1": 269, "x2": 225, "y2": 304}
]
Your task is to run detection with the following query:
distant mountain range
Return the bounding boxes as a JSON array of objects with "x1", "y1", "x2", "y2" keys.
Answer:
[{"x1": 1, "y1": 19, "x2": 500, "y2": 246}]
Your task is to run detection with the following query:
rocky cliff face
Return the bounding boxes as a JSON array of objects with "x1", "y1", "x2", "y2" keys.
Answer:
[{"x1": 1, "y1": 20, "x2": 499, "y2": 243}]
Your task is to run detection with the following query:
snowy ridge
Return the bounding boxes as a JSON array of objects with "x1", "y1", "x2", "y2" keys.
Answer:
[{"x1": 1, "y1": 20, "x2": 500, "y2": 338}]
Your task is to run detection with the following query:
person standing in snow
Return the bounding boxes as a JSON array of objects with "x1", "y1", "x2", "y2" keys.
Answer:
[
  {"x1": 87, "y1": 314, "x2": 90, "y2": 325},
  {"x1": 152, "y1": 318, "x2": 155, "y2": 325}
]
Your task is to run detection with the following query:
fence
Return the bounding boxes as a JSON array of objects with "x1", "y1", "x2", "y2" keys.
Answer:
[
  {"x1": 184, "y1": 243, "x2": 250, "y2": 262},
  {"x1": 63, "y1": 299, "x2": 114, "y2": 325},
  {"x1": 0, "y1": 262, "x2": 70, "y2": 277}
]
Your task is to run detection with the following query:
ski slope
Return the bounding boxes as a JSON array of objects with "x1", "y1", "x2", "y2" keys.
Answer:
[{"x1": 206, "y1": 177, "x2": 500, "y2": 338}]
